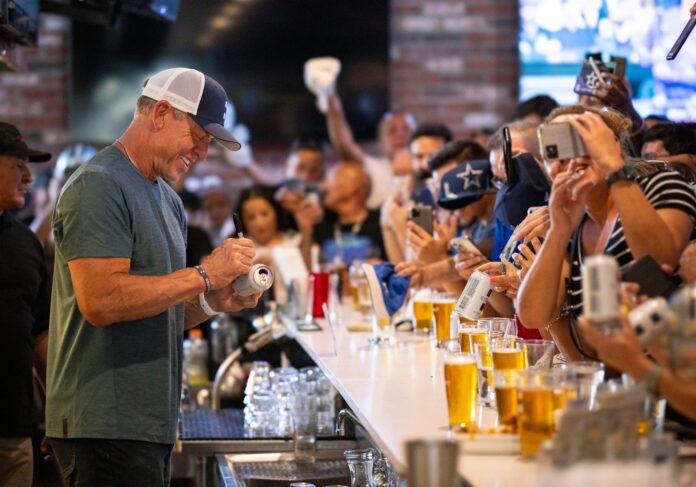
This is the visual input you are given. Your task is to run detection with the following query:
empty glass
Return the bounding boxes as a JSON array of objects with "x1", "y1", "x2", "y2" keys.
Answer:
[
  {"x1": 473, "y1": 342, "x2": 494, "y2": 406},
  {"x1": 344, "y1": 449, "x2": 376, "y2": 487},
  {"x1": 523, "y1": 339, "x2": 556, "y2": 369},
  {"x1": 246, "y1": 388, "x2": 276, "y2": 437},
  {"x1": 565, "y1": 361, "x2": 605, "y2": 410}
]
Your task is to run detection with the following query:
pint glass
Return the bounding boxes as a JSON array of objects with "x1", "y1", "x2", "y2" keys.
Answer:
[
  {"x1": 444, "y1": 351, "x2": 478, "y2": 431},
  {"x1": 413, "y1": 298, "x2": 435, "y2": 335},
  {"x1": 493, "y1": 369, "x2": 518, "y2": 430},
  {"x1": 517, "y1": 369, "x2": 557, "y2": 456},
  {"x1": 434, "y1": 293, "x2": 457, "y2": 346},
  {"x1": 491, "y1": 337, "x2": 525, "y2": 371}
]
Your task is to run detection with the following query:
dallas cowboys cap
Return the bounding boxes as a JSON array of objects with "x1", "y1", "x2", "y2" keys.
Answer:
[
  {"x1": 141, "y1": 68, "x2": 241, "y2": 151},
  {"x1": 438, "y1": 159, "x2": 497, "y2": 210}
]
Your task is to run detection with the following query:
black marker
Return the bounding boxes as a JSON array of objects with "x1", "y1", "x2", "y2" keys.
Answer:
[{"x1": 232, "y1": 213, "x2": 244, "y2": 238}]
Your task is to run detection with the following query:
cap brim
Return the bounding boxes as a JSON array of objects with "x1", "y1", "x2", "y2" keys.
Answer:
[
  {"x1": 25, "y1": 148, "x2": 52, "y2": 163},
  {"x1": 190, "y1": 114, "x2": 241, "y2": 151},
  {"x1": 438, "y1": 191, "x2": 496, "y2": 210}
]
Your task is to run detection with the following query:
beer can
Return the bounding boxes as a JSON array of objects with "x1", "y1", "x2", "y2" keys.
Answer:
[
  {"x1": 232, "y1": 264, "x2": 274, "y2": 297},
  {"x1": 456, "y1": 270, "x2": 493, "y2": 321},
  {"x1": 582, "y1": 255, "x2": 620, "y2": 329},
  {"x1": 627, "y1": 297, "x2": 668, "y2": 348}
]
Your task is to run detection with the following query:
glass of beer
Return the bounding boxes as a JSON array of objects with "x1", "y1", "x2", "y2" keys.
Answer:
[
  {"x1": 473, "y1": 342, "x2": 494, "y2": 405},
  {"x1": 467, "y1": 328, "x2": 489, "y2": 356},
  {"x1": 443, "y1": 351, "x2": 478, "y2": 431},
  {"x1": 433, "y1": 292, "x2": 457, "y2": 347},
  {"x1": 523, "y1": 339, "x2": 555, "y2": 369},
  {"x1": 458, "y1": 323, "x2": 480, "y2": 353},
  {"x1": 412, "y1": 290, "x2": 435, "y2": 335},
  {"x1": 491, "y1": 337, "x2": 525, "y2": 371},
  {"x1": 493, "y1": 369, "x2": 519, "y2": 430},
  {"x1": 517, "y1": 369, "x2": 557, "y2": 456}
]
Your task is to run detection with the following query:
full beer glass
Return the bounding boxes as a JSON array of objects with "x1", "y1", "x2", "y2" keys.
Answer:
[
  {"x1": 518, "y1": 369, "x2": 557, "y2": 456},
  {"x1": 491, "y1": 337, "x2": 525, "y2": 371},
  {"x1": 413, "y1": 295, "x2": 435, "y2": 335},
  {"x1": 434, "y1": 293, "x2": 457, "y2": 346},
  {"x1": 457, "y1": 323, "x2": 480, "y2": 353},
  {"x1": 493, "y1": 369, "x2": 518, "y2": 430},
  {"x1": 444, "y1": 351, "x2": 478, "y2": 431}
]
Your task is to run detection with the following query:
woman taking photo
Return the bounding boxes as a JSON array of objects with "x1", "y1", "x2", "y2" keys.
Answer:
[{"x1": 518, "y1": 105, "x2": 696, "y2": 361}]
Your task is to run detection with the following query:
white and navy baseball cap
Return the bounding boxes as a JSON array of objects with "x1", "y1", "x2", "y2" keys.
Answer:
[{"x1": 141, "y1": 68, "x2": 241, "y2": 151}]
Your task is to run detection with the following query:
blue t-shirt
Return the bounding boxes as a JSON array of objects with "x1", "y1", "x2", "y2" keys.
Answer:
[
  {"x1": 492, "y1": 219, "x2": 514, "y2": 262},
  {"x1": 46, "y1": 145, "x2": 187, "y2": 444}
]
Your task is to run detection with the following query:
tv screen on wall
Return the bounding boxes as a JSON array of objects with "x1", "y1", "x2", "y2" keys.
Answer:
[
  {"x1": 69, "y1": 0, "x2": 389, "y2": 146},
  {"x1": 519, "y1": 0, "x2": 696, "y2": 120}
]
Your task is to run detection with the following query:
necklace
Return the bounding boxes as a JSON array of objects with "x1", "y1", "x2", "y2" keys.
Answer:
[{"x1": 115, "y1": 139, "x2": 134, "y2": 164}]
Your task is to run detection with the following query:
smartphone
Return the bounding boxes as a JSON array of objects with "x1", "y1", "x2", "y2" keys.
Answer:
[
  {"x1": 621, "y1": 255, "x2": 678, "y2": 298},
  {"x1": 409, "y1": 205, "x2": 433, "y2": 234},
  {"x1": 537, "y1": 122, "x2": 588, "y2": 161},
  {"x1": 450, "y1": 236, "x2": 485, "y2": 256},
  {"x1": 667, "y1": 15, "x2": 696, "y2": 61},
  {"x1": 520, "y1": 236, "x2": 545, "y2": 260},
  {"x1": 527, "y1": 205, "x2": 546, "y2": 216}
]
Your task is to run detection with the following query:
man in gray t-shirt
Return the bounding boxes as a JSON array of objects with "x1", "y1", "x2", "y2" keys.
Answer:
[{"x1": 46, "y1": 68, "x2": 258, "y2": 486}]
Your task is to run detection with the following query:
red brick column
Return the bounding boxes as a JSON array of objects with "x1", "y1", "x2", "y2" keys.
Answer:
[
  {"x1": 0, "y1": 14, "x2": 71, "y2": 147},
  {"x1": 390, "y1": 0, "x2": 520, "y2": 135}
]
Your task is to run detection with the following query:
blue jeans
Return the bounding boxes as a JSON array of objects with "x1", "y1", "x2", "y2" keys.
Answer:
[{"x1": 50, "y1": 438, "x2": 173, "y2": 487}]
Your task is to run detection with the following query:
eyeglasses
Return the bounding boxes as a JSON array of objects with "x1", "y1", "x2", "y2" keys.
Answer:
[{"x1": 184, "y1": 115, "x2": 214, "y2": 146}]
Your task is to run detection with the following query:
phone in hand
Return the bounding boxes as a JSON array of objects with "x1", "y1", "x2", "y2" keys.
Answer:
[
  {"x1": 409, "y1": 205, "x2": 433, "y2": 234},
  {"x1": 537, "y1": 122, "x2": 588, "y2": 161},
  {"x1": 450, "y1": 236, "x2": 485, "y2": 257},
  {"x1": 621, "y1": 255, "x2": 678, "y2": 298}
]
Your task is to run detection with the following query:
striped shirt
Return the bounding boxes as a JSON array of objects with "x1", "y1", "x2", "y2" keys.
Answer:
[{"x1": 567, "y1": 170, "x2": 696, "y2": 317}]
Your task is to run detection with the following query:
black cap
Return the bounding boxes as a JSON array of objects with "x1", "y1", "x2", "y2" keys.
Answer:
[{"x1": 0, "y1": 122, "x2": 51, "y2": 162}]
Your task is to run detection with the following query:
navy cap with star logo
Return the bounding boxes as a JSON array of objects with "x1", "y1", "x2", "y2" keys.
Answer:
[{"x1": 438, "y1": 159, "x2": 497, "y2": 210}]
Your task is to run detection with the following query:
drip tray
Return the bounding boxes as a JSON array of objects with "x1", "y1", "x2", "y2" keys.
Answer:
[{"x1": 218, "y1": 453, "x2": 351, "y2": 487}]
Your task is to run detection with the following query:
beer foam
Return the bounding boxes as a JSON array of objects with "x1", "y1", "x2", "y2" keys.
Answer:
[
  {"x1": 444, "y1": 354, "x2": 476, "y2": 365},
  {"x1": 492, "y1": 348, "x2": 521, "y2": 354}
]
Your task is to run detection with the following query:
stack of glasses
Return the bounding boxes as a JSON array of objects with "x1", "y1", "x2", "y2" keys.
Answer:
[
  {"x1": 243, "y1": 362, "x2": 336, "y2": 438},
  {"x1": 444, "y1": 317, "x2": 613, "y2": 456}
]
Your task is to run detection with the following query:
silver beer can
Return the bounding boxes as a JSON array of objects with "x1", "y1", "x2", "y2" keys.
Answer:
[
  {"x1": 582, "y1": 255, "x2": 620, "y2": 331},
  {"x1": 233, "y1": 264, "x2": 274, "y2": 296},
  {"x1": 456, "y1": 270, "x2": 493, "y2": 321}
]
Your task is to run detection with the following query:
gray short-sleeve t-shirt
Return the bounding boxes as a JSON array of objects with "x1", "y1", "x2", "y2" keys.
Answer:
[{"x1": 46, "y1": 145, "x2": 187, "y2": 444}]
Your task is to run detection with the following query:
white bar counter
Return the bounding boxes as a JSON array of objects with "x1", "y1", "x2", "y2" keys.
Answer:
[{"x1": 289, "y1": 303, "x2": 538, "y2": 486}]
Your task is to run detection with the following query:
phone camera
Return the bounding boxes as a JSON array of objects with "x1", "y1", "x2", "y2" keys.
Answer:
[{"x1": 545, "y1": 145, "x2": 558, "y2": 159}]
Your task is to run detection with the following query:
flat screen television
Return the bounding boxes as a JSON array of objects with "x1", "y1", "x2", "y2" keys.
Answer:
[
  {"x1": 519, "y1": 0, "x2": 696, "y2": 120},
  {"x1": 69, "y1": 0, "x2": 389, "y2": 146}
]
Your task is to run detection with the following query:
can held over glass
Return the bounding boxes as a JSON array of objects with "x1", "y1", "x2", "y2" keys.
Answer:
[{"x1": 456, "y1": 270, "x2": 493, "y2": 321}]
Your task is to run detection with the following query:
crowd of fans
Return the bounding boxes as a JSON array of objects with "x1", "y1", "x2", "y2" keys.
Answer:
[{"x1": 4, "y1": 24, "x2": 696, "y2": 484}]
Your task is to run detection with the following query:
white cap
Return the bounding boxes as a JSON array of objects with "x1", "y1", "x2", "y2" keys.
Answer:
[{"x1": 141, "y1": 67, "x2": 241, "y2": 151}]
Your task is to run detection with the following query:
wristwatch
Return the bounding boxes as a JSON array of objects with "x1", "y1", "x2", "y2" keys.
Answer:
[{"x1": 605, "y1": 164, "x2": 638, "y2": 187}]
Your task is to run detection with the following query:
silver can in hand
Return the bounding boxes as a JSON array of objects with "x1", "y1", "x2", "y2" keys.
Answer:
[{"x1": 233, "y1": 264, "x2": 274, "y2": 296}]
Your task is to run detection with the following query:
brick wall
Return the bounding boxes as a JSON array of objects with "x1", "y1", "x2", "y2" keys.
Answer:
[
  {"x1": 390, "y1": 0, "x2": 520, "y2": 136},
  {"x1": 0, "y1": 14, "x2": 71, "y2": 148}
]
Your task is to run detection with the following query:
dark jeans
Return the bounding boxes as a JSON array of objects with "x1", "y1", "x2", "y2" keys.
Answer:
[{"x1": 49, "y1": 437, "x2": 173, "y2": 487}]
